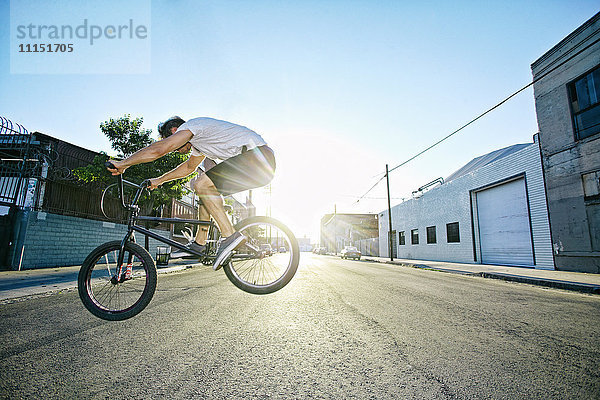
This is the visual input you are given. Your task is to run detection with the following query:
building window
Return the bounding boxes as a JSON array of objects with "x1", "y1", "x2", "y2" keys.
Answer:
[
  {"x1": 568, "y1": 65, "x2": 600, "y2": 140},
  {"x1": 411, "y1": 229, "x2": 419, "y2": 245},
  {"x1": 446, "y1": 222, "x2": 460, "y2": 243},
  {"x1": 399, "y1": 231, "x2": 405, "y2": 245},
  {"x1": 426, "y1": 226, "x2": 436, "y2": 244}
]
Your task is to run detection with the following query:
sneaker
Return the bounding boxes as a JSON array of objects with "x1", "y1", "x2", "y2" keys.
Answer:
[
  {"x1": 171, "y1": 241, "x2": 207, "y2": 259},
  {"x1": 213, "y1": 232, "x2": 246, "y2": 271}
]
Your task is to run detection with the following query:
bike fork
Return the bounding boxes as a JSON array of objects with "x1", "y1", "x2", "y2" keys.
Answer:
[{"x1": 115, "y1": 229, "x2": 136, "y2": 282}]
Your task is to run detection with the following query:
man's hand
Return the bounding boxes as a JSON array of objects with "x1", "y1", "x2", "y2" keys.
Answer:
[
  {"x1": 149, "y1": 178, "x2": 162, "y2": 190},
  {"x1": 106, "y1": 160, "x2": 127, "y2": 175}
]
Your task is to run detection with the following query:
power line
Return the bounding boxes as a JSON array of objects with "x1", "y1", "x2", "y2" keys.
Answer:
[
  {"x1": 355, "y1": 175, "x2": 387, "y2": 204},
  {"x1": 339, "y1": 194, "x2": 406, "y2": 200},
  {"x1": 355, "y1": 34, "x2": 600, "y2": 203},
  {"x1": 389, "y1": 83, "x2": 533, "y2": 175},
  {"x1": 354, "y1": 83, "x2": 532, "y2": 203}
]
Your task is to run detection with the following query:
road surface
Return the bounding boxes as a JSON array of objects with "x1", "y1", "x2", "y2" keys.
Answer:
[{"x1": 1, "y1": 254, "x2": 599, "y2": 399}]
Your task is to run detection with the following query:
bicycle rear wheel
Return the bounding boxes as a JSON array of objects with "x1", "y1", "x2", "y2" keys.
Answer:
[
  {"x1": 224, "y1": 216, "x2": 299, "y2": 294},
  {"x1": 78, "y1": 240, "x2": 157, "y2": 321}
]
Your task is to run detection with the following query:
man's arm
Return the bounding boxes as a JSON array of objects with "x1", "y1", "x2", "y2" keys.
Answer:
[
  {"x1": 109, "y1": 130, "x2": 194, "y2": 174},
  {"x1": 149, "y1": 154, "x2": 205, "y2": 190}
]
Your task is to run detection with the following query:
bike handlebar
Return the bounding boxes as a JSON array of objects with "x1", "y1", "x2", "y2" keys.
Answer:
[{"x1": 105, "y1": 161, "x2": 151, "y2": 210}]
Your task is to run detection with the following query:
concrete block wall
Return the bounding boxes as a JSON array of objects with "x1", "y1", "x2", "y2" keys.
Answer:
[
  {"x1": 531, "y1": 15, "x2": 600, "y2": 154},
  {"x1": 379, "y1": 142, "x2": 554, "y2": 270},
  {"x1": 13, "y1": 211, "x2": 171, "y2": 269},
  {"x1": 531, "y1": 13, "x2": 600, "y2": 272}
]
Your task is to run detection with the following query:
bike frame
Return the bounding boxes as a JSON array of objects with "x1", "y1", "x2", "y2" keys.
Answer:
[{"x1": 112, "y1": 173, "x2": 219, "y2": 269}]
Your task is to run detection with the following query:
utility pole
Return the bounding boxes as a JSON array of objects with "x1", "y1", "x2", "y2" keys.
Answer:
[
  {"x1": 268, "y1": 184, "x2": 272, "y2": 241},
  {"x1": 386, "y1": 164, "x2": 394, "y2": 261},
  {"x1": 333, "y1": 204, "x2": 337, "y2": 255}
]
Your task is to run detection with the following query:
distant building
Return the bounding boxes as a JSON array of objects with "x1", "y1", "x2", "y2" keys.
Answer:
[
  {"x1": 379, "y1": 140, "x2": 554, "y2": 270},
  {"x1": 531, "y1": 12, "x2": 600, "y2": 273},
  {"x1": 297, "y1": 237, "x2": 312, "y2": 252},
  {"x1": 320, "y1": 213, "x2": 379, "y2": 254}
]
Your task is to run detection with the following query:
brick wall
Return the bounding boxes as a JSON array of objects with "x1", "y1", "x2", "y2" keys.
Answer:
[{"x1": 13, "y1": 211, "x2": 170, "y2": 269}]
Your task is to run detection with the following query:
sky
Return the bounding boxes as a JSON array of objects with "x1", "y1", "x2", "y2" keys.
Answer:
[{"x1": 1, "y1": 1, "x2": 599, "y2": 242}]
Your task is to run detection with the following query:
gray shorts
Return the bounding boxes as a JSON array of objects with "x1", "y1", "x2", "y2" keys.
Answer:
[{"x1": 191, "y1": 146, "x2": 276, "y2": 196}]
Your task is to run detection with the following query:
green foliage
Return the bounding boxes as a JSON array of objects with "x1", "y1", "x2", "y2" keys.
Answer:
[
  {"x1": 101, "y1": 116, "x2": 153, "y2": 157},
  {"x1": 74, "y1": 115, "x2": 192, "y2": 211}
]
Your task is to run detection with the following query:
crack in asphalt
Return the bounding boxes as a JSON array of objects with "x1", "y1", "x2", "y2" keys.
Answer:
[{"x1": 305, "y1": 263, "x2": 458, "y2": 399}]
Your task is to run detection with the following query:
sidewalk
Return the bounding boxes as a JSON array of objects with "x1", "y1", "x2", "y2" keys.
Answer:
[
  {"x1": 0, "y1": 260, "x2": 200, "y2": 302},
  {"x1": 362, "y1": 256, "x2": 600, "y2": 294},
  {"x1": 2, "y1": 256, "x2": 599, "y2": 302}
]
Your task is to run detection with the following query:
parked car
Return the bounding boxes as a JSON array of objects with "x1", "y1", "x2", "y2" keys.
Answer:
[
  {"x1": 260, "y1": 244, "x2": 273, "y2": 256},
  {"x1": 313, "y1": 247, "x2": 327, "y2": 255},
  {"x1": 279, "y1": 247, "x2": 287, "y2": 253},
  {"x1": 340, "y1": 246, "x2": 361, "y2": 260}
]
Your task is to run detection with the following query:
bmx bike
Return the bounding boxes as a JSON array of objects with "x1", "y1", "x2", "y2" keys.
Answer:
[{"x1": 78, "y1": 162, "x2": 299, "y2": 321}]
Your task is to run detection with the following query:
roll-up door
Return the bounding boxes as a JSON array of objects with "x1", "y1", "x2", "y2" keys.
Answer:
[{"x1": 476, "y1": 178, "x2": 534, "y2": 266}]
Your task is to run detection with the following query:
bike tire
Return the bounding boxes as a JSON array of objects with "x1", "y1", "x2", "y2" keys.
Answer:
[
  {"x1": 223, "y1": 216, "x2": 299, "y2": 295},
  {"x1": 78, "y1": 240, "x2": 157, "y2": 321}
]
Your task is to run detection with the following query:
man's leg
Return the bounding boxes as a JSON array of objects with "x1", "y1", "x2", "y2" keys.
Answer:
[
  {"x1": 170, "y1": 175, "x2": 215, "y2": 258},
  {"x1": 192, "y1": 173, "x2": 247, "y2": 270},
  {"x1": 192, "y1": 173, "x2": 235, "y2": 238},
  {"x1": 194, "y1": 204, "x2": 210, "y2": 245}
]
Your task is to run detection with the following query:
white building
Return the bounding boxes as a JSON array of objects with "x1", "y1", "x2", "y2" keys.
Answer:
[{"x1": 379, "y1": 138, "x2": 554, "y2": 270}]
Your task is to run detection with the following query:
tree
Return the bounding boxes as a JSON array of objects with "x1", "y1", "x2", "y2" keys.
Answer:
[{"x1": 74, "y1": 115, "x2": 192, "y2": 213}]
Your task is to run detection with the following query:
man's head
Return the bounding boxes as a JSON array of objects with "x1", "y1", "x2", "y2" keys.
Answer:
[
  {"x1": 158, "y1": 116, "x2": 185, "y2": 139},
  {"x1": 158, "y1": 116, "x2": 191, "y2": 153}
]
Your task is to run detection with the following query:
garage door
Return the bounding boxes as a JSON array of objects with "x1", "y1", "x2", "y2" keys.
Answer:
[{"x1": 476, "y1": 178, "x2": 534, "y2": 266}]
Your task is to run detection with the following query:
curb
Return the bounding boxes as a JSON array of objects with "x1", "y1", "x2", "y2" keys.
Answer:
[
  {"x1": 475, "y1": 272, "x2": 600, "y2": 294},
  {"x1": 363, "y1": 257, "x2": 600, "y2": 295},
  {"x1": 0, "y1": 262, "x2": 200, "y2": 303}
]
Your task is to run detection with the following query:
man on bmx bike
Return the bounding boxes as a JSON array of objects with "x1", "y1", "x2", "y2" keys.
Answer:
[{"x1": 107, "y1": 116, "x2": 276, "y2": 270}]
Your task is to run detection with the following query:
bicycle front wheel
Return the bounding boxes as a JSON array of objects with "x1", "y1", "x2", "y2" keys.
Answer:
[
  {"x1": 78, "y1": 241, "x2": 157, "y2": 321},
  {"x1": 224, "y1": 216, "x2": 299, "y2": 294}
]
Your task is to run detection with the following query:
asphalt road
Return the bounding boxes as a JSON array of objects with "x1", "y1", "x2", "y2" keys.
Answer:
[{"x1": 1, "y1": 254, "x2": 599, "y2": 399}]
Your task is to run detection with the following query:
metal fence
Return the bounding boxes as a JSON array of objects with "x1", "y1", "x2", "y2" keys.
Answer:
[
  {"x1": 355, "y1": 237, "x2": 380, "y2": 257},
  {"x1": 36, "y1": 136, "x2": 169, "y2": 226},
  {"x1": 0, "y1": 117, "x2": 36, "y2": 266},
  {"x1": 0, "y1": 116, "x2": 35, "y2": 209},
  {"x1": 37, "y1": 136, "x2": 122, "y2": 221},
  {"x1": 0, "y1": 119, "x2": 136, "y2": 222},
  {"x1": 0, "y1": 117, "x2": 178, "y2": 267}
]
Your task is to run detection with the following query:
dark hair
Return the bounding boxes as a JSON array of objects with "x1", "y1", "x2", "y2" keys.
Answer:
[{"x1": 158, "y1": 116, "x2": 185, "y2": 138}]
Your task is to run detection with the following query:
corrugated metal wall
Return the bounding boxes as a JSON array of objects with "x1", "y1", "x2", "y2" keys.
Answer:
[{"x1": 379, "y1": 142, "x2": 554, "y2": 270}]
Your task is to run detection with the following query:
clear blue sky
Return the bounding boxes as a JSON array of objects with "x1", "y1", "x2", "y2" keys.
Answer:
[{"x1": 1, "y1": 1, "x2": 598, "y2": 241}]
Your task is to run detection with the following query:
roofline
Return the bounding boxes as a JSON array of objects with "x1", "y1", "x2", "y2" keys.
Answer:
[
  {"x1": 531, "y1": 12, "x2": 600, "y2": 70},
  {"x1": 379, "y1": 141, "x2": 537, "y2": 214},
  {"x1": 321, "y1": 212, "x2": 378, "y2": 227},
  {"x1": 32, "y1": 131, "x2": 102, "y2": 155},
  {"x1": 444, "y1": 142, "x2": 534, "y2": 183}
]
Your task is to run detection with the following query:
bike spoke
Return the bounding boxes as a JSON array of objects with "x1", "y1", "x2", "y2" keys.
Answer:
[
  {"x1": 227, "y1": 219, "x2": 296, "y2": 290},
  {"x1": 87, "y1": 249, "x2": 149, "y2": 312}
]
